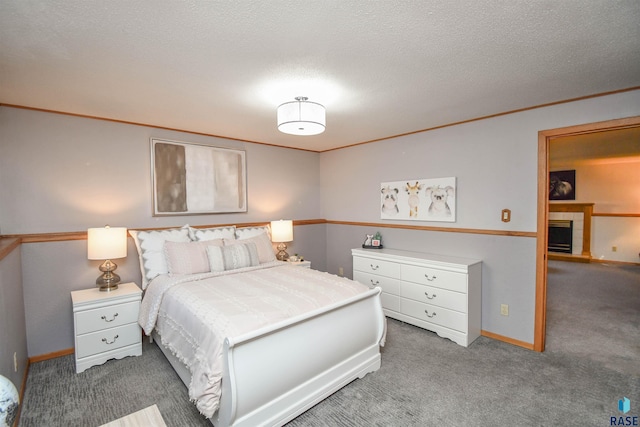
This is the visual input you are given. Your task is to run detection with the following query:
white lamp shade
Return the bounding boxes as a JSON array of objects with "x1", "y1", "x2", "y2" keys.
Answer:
[
  {"x1": 270, "y1": 220, "x2": 293, "y2": 243},
  {"x1": 277, "y1": 98, "x2": 325, "y2": 136},
  {"x1": 87, "y1": 226, "x2": 128, "y2": 260}
]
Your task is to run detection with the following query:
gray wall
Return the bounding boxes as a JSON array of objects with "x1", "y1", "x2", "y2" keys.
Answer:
[
  {"x1": 0, "y1": 106, "x2": 326, "y2": 357},
  {"x1": 0, "y1": 107, "x2": 322, "y2": 233},
  {"x1": 0, "y1": 245, "x2": 28, "y2": 388},
  {"x1": 320, "y1": 89, "x2": 640, "y2": 344},
  {"x1": 1, "y1": 89, "x2": 639, "y2": 357}
]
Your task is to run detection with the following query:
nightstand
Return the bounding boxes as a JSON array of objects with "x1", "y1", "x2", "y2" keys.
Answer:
[
  {"x1": 71, "y1": 282, "x2": 142, "y2": 373},
  {"x1": 287, "y1": 260, "x2": 311, "y2": 268}
]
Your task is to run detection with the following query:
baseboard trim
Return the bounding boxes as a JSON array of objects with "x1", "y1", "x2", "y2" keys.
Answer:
[
  {"x1": 481, "y1": 330, "x2": 535, "y2": 351},
  {"x1": 590, "y1": 258, "x2": 640, "y2": 266},
  {"x1": 29, "y1": 348, "x2": 74, "y2": 363}
]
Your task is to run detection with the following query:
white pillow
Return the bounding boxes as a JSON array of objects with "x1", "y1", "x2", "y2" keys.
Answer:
[
  {"x1": 224, "y1": 232, "x2": 276, "y2": 264},
  {"x1": 235, "y1": 225, "x2": 271, "y2": 239},
  {"x1": 129, "y1": 226, "x2": 191, "y2": 289},
  {"x1": 207, "y1": 241, "x2": 260, "y2": 272},
  {"x1": 189, "y1": 225, "x2": 236, "y2": 241},
  {"x1": 164, "y1": 239, "x2": 223, "y2": 275}
]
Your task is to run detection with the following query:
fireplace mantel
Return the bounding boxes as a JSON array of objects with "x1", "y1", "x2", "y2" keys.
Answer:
[{"x1": 549, "y1": 202, "x2": 593, "y2": 259}]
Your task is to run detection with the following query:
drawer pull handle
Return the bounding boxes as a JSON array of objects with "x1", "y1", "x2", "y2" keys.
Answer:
[
  {"x1": 424, "y1": 292, "x2": 436, "y2": 300},
  {"x1": 424, "y1": 274, "x2": 437, "y2": 281},
  {"x1": 102, "y1": 335, "x2": 119, "y2": 345},
  {"x1": 424, "y1": 310, "x2": 436, "y2": 318},
  {"x1": 101, "y1": 313, "x2": 119, "y2": 322},
  {"x1": 370, "y1": 279, "x2": 380, "y2": 286},
  {"x1": 370, "y1": 264, "x2": 379, "y2": 271}
]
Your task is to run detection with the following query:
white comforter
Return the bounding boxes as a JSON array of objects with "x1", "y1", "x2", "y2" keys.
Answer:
[{"x1": 138, "y1": 262, "x2": 378, "y2": 418}]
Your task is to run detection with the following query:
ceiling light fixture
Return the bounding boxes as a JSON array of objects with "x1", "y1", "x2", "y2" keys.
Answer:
[{"x1": 277, "y1": 96, "x2": 325, "y2": 136}]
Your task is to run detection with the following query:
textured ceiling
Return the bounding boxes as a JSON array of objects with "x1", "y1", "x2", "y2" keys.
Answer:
[{"x1": 1, "y1": 1, "x2": 639, "y2": 152}]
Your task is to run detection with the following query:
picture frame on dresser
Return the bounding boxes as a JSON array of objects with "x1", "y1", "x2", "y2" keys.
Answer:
[{"x1": 151, "y1": 138, "x2": 247, "y2": 216}]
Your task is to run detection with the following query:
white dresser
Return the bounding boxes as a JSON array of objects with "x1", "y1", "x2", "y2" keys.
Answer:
[
  {"x1": 352, "y1": 248, "x2": 482, "y2": 347},
  {"x1": 71, "y1": 282, "x2": 142, "y2": 373}
]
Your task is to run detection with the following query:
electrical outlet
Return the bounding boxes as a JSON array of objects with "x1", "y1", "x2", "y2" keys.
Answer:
[
  {"x1": 338, "y1": 267, "x2": 344, "y2": 276},
  {"x1": 13, "y1": 352, "x2": 17, "y2": 372},
  {"x1": 500, "y1": 304, "x2": 509, "y2": 316},
  {"x1": 612, "y1": 246, "x2": 617, "y2": 252}
]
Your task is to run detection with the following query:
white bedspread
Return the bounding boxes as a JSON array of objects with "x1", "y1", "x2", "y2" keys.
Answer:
[{"x1": 138, "y1": 262, "x2": 379, "y2": 418}]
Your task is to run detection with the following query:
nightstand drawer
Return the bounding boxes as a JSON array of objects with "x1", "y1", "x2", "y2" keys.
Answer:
[
  {"x1": 402, "y1": 264, "x2": 467, "y2": 293},
  {"x1": 354, "y1": 271, "x2": 401, "y2": 295},
  {"x1": 76, "y1": 323, "x2": 141, "y2": 359},
  {"x1": 75, "y1": 301, "x2": 140, "y2": 335},
  {"x1": 353, "y1": 256, "x2": 400, "y2": 278}
]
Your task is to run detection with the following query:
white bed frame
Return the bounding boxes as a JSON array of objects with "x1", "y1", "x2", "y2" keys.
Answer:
[{"x1": 153, "y1": 287, "x2": 385, "y2": 427}]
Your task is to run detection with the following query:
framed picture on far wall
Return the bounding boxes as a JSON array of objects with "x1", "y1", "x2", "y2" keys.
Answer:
[
  {"x1": 549, "y1": 170, "x2": 575, "y2": 200},
  {"x1": 151, "y1": 138, "x2": 247, "y2": 216}
]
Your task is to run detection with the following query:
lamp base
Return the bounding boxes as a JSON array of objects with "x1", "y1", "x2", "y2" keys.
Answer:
[
  {"x1": 276, "y1": 243, "x2": 289, "y2": 261},
  {"x1": 96, "y1": 260, "x2": 121, "y2": 291}
]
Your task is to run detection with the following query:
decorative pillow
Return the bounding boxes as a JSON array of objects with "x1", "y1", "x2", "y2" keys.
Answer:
[
  {"x1": 224, "y1": 232, "x2": 276, "y2": 264},
  {"x1": 164, "y1": 239, "x2": 223, "y2": 275},
  {"x1": 235, "y1": 225, "x2": 271, "y2": 240},
  {"x1": 207, "y1": 241, "x2": 260, "y2": 272},
  {"x1": 189, "y1": 225, "x2": 236, "y2": 241},
  {"x1": 129, "y1": 226, "x2": 191, "y2": 289}
]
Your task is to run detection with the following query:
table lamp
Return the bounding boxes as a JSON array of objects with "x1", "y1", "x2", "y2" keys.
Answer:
[
  {"x1": 270, "y1": 220, "x2": 293, "y2": 261},
  {"x1": 87, "y1": 225, "x2": 127, "y2": 291}
]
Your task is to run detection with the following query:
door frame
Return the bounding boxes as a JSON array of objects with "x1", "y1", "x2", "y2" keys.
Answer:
[{"x1": 534, "y1": 115, "x2": 640, "y2": 351}]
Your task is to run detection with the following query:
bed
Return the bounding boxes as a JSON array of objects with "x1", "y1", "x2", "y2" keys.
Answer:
[{"x1": 131, "y1": 225, "x2": 386, "y2": 427}]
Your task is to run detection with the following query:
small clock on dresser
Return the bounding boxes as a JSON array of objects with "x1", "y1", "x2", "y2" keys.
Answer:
[{"x1": 71, "y1": 282, "x2": 142, "y2": 373}]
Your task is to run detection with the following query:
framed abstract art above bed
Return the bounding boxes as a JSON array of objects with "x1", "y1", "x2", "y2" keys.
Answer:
[{"x1": 151, "y1": 138, "x2": 247, "y2": 216}]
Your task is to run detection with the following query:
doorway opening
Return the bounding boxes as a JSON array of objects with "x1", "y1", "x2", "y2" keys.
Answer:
[{"x1": 534, "y1": 115, "x2": 640, "y2": 352}]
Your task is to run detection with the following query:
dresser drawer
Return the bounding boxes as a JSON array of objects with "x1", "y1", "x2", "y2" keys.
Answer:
[
  {"x1": 401, "y1": 299, "x2": 468, "y2": 333},
  {"x1": 354, "y1": 271, "x2": 401, "y2": 295},
  {"x1": 75, "y1": 301, "x2": 140, "y2": 335},
  {"x1": 353, "y1": 256, "x2": 400, "y2": 278},
  {"x1": 402, "y1": 264, "x2": 468, "y2": 293},
  {"x1": 380, "y1": 293, "x2": 400, "y2": 312},
  {"x1": 401, "y1": 281, "x2": 467, "y2": 313},
  {"x1": 76, "y1": 323, "x2": 141, "y2": 359}
]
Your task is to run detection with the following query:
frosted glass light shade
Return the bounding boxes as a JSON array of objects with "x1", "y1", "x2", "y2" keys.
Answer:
[
  {"x1": 270, "y1": 220, "x2": 293, "y2": 243},
  {"x1": 87, "y1": 226, "x2": 127, "y2": 260},
  {"x1": 277, "y1": 97, "x2": 325, "y2": 136}
]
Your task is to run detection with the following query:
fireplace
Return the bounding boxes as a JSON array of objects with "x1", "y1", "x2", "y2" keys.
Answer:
[{"x1": 548, "y1": 220, "x2": 573, "y2": 253}]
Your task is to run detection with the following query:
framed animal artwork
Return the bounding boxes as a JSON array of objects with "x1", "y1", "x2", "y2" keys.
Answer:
[
  {"x1": 380, "y1": 177, "x2": 456, "y2": 222},
  {"x1": 549, "y1": 170, "x2": 576, "y2": 200}
]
